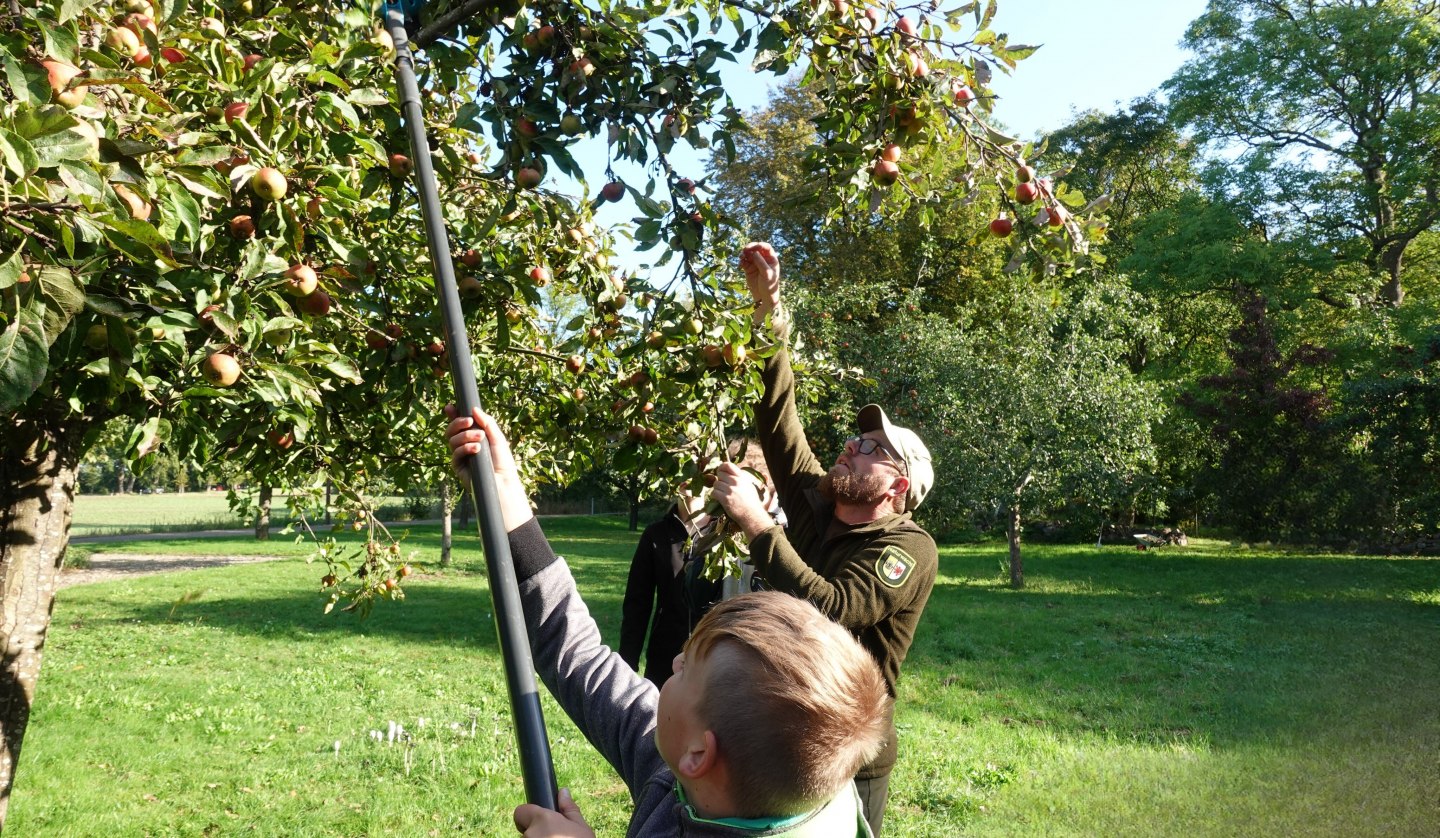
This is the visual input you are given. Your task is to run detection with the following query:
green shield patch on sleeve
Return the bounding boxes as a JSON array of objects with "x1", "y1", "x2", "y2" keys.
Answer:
[{"x1": 874, "y1": 545, "x2": 915, "y2": 588}]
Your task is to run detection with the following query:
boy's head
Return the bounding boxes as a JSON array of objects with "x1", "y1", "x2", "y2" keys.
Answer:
[{"x1": 655, "y1": 591, "x2": 890, "y2": 818}]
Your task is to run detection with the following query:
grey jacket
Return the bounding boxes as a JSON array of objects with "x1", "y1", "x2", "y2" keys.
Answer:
[{"x1": 508, "y1": 518, "x2": 872, "y2": 837}]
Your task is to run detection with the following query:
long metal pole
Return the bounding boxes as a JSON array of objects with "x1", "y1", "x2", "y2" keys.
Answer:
[{"x1": 383, "y1": 4, "x2": 558, "y2": 812}]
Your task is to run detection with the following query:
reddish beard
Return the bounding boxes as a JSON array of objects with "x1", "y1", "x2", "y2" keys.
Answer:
[{"x1": 818, "y1": 466, "x2": 893, "y2": 506}]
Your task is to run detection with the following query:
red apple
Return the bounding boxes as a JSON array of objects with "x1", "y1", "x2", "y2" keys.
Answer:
[
  {"x1": 515, "y1": 118, "x2": 540, "y2": 139},
  {"x1": 229, "y1": 215, "x2": 256, "y2": 239},
  {"x1": 267, "y1": 430, "x2": 294, "y2": 450},
  {"x1": 104, "y1": 26, "x2": 141, "y2": 56},
  {"x1": 989, "y1": 217, "x2": 1013, "y2": 237},
  {"x1": 113, "y1": 184, "x2": 152, "y2": 221},
  {"x1": 160, "y1": 47, "x2": 185, "y2": 64},
  {"x1": 202, "y1": 352, "x2": 242, "y2": 387},
  {"x1": 896, "y1": 16, "x2": 916, "y2": 37},
  {"x1": 41, "y1": 58, "x2": 85, "y2": 107},
  {"x1": 565, "y1": 354, "x2": 585, "y2": 374},
  {"x1": 460, "y1": 249, "x2": 483, "y2": 268},
  {"x1": 457, "y1": 275, "x2": 484, "y2": 299},
  {"x1": 528, "y1": 266, "x2": 551, "y2": 285},
  {"x1": 516, "y1": 167, "x2": 543, "y2": 189},
  {"x1": 251, "y1": 167, "x2": 288, "y2": 201},
  {"x1": 1015, "y1": 182, "x2": 1039, "y2": 205},
  {"x1": 872, "y1": 159, "x2": 900, "y2": 186},
  {"x1": 388, "y1": 153, "x2": 412, "y2": 178},
  {"x1": 224, "y1": 102, "x2": 249, "y2": 125},
  {"x1": 600, "y1": 181, "x2": 625, "y2": 202},
  {"x1": 1016, "y1": 165, "x2": 1035, "y2": 183},
  {"x1": 298, "y1": 289, "x2": 331, "y2": 317},
  {"x1": 953, "y1": 84, "x2": 974, "y2": 106},
  {"x1": 880, "y1": 144, "x2": 902, "y2": 163},
  {"x1": 242, "y1": 53, "x2": 263, "y2": 73},
  {"x1": 283, "y1": 263, "x2": 318, "y2": 297}
]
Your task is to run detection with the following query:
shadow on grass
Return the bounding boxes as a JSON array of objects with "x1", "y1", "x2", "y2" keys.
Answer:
[
  {"x1": 907, "y1": 546, "x2": 1440, "y2": 748},
  {"x1": 59, "y1": 531, "x2": 1440, "y2": 755}
]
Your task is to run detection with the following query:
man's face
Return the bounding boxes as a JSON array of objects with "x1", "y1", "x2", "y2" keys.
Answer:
[
  {"x1": 655, "y1": 647, "x2": 710, "y2": 770},
  {"x1": 820, "y1": 431, "x2": 904, "y2": 506}
]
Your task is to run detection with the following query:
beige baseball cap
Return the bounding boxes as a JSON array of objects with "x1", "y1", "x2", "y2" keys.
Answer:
[{"x1": 857, "y1": 404, "x2": 934, "y2": 512}]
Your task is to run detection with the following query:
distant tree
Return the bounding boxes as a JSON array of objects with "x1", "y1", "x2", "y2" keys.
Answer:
[
  {"x1": 1164, "y1": 0, "x2": 1440, "y2": 306},
  {"x1": 1178, "y1": 288, "x2": 1343, "y2": 540},
  {"x1": 1037, "y1": 97, "x2": 1200, "y2": 261}
]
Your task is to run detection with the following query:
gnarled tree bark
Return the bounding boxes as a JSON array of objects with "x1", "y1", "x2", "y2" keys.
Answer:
[{"x1": 0, "y1": 415, "x2": 86, "y2": 829}]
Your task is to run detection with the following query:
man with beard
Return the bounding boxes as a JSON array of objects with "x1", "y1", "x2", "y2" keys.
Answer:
[{"x1": 708, "y1": 242, "x2": 937, "y2": 837}]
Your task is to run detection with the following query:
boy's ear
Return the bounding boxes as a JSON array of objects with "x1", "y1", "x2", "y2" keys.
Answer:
[{"x1": 675, "y1": 729, "x2": 719, "y2": 780}]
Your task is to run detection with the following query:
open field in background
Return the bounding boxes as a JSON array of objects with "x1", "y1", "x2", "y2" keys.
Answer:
[
  {"x1": 68, "y1": 492, "x2": 440, "y2": 538},
  {"x1": 17, "y1": 518, "x2": 1440, "y2": 836}
]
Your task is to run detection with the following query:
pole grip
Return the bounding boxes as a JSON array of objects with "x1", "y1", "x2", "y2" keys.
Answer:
[{"x1": 383, "y1": 4, "x2": 558, "y2": 812}]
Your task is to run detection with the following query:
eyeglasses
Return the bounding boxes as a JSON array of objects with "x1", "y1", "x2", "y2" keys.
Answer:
[{"x1": 846, "y1": 436, "x2": 907, "y2": 474}]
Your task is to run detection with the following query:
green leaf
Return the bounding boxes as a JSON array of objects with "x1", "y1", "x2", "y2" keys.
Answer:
[
  {"x1": 41, "y1": 22, "x2": 81, "y2": 60},
  {"x1": 322, "y1": 357, "x2": 363, "y2": 384},
  {"x1": 176, "y1": 146, "x2": 234, "y2": 166},
  {"x1": 164, "y1": 180, "x2": 203, "y2": 244},
  {"x1": 24, "y1": 113, "x2": 100, "y2": 165},
  {"x1": 318, "y1": 92, "x2": 361, "y2": 130},
  {"x1": 0, "y1": 251, "x2": 21, "y2": 290},
  {"x1": 348, "y1": 87, "x2": 390, "y2": 107},
  {"x1": 57, "y1": 0, "x2": 101, "y2": 24},
  {"x1": 99, "y1": 217, "x2": 178, "y2": 266},
  {"x1": 0, "y1": 308, "x2": 49, "y2": 413},
  {"x1": 0, "y1": 127, "x2": 40, "y2": 178},
  {"x1": 57, "y1": 159, "x2": 105, "y2": 199},
  {"x1": 1, "y1": 54, "x2": 49, "y2": 107},
  {"x1": 36, "y1": 266, "x2": 85, "y2": 341}
]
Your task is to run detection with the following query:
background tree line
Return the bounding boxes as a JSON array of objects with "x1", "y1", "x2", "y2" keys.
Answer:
[{"x1": 699, "y1": 0, "x2": 1440, "y2": 561}]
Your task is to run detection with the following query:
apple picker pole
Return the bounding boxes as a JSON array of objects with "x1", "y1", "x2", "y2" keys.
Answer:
[{"x1": 382, "y1": 2, "x2": 559, "y2": 812}]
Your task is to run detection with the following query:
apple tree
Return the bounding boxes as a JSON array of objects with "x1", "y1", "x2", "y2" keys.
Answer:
[{"x1": 0, "y1": 0, "x2": 1086, "y2": 822}]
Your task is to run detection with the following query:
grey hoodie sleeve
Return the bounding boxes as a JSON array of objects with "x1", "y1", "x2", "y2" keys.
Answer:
[{"x1": 508, "y1": 518, "x2": 667, "y2": 799}]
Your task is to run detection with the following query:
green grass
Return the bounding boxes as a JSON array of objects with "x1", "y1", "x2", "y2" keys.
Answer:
[
  {"x1": 15, "y1": 523, "x2": 1440, "y2": 836},
  {"x1": 70, "y1": 491, "x2": 295, "y2": 537},
  {"x1": 69, "y1": 492, "x2": 436, "y2": 538}
]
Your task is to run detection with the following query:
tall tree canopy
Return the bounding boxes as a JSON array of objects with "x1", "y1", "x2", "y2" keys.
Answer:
[{"x1": 1164, "y1": 0, "x2": 1440, "y2": 306}]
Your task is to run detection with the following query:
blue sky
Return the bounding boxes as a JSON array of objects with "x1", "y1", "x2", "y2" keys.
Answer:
[{"x1": 555, "y1": 0, "x2": 1213, "y2": 271}]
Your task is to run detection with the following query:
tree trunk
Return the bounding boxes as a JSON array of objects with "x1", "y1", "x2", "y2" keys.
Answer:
[
  {"x1": 440, "y1": 481, "x2": 453, "y2": 568},
  {"x1": 1007, "y1": 470, "x2": 1032, "y2": 589},
  {"x1": 458, "y1": 490, "x2": 471, "y2": 529},
  {"x1": 1007, "y1": 502, "x2": 1024, "y2": 589},
  {"x1": 0, "y1": 417, "x2": 86, "y2": 829},
  {"x1": 1378, "y1": 241, "x2": 1405, "y2": 307},
  {"x1": 255, "y1": 484, "x2": 272, "y2": 541},
  {"x1": 628, "y1": 492, "x2": 640, "y2": 531}
]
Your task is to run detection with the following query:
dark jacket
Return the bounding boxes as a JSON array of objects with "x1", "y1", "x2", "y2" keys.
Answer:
[
  {"x1": 619, "y1": 507, "x2": 692, "y2": 685},
  {"x1": 748, "y1": 345, "x2": 938, "y2": 779},
  {"x1": 508, "y1": 519, "x2": 872, "y2": 837}
]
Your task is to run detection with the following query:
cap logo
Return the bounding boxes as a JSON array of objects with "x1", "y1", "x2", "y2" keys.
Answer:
[{"x1": 875, "y1": 545, "x2": 915, "y2": 588}]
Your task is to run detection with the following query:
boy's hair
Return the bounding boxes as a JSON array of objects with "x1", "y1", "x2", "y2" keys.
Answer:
[{"x1": 685, "y1": 591, "x2": 890, "y2": 817}]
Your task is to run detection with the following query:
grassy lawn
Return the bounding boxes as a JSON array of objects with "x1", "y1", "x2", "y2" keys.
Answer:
[
  {"x1": 15, "y1": 519, "x2": 1440, "y2": 836},
  {"x1": 69, "y1": 492, "x2": 435, "y2": 538}
]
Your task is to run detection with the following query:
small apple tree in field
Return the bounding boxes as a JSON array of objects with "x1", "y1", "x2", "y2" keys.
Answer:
[{"x1": 0, "y1": 0, "x2": 1091, "y2": 821}]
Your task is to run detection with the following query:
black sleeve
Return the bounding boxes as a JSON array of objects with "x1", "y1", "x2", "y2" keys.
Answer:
[{"x1": 618, "y1": 521, "x2": 660, "y2": 669}]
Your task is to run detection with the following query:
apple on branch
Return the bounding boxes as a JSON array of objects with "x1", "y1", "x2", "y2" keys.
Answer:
[
  {"x1": 202, "y1": 352, "x2": 242, "y2": 387},
  {"x1": 251, "y1": 167, "x2": 288, "y2": 201}
]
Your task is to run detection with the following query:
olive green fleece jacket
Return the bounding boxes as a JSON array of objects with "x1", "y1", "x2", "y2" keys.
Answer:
[{"x1": 746, "y1": 344, "x2": 938, "y2": 778}]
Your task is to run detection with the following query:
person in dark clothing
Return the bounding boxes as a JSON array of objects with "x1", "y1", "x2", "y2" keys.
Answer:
[
  {"x1": 444, "y1": 407, "x2": 892, "y2": 838},
  {"x1": 619, "y1": 504, "x2": 693, "y2": 687},
  {"x1": 709, "y1": 241, "x2": 940, "y2": 837}
]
